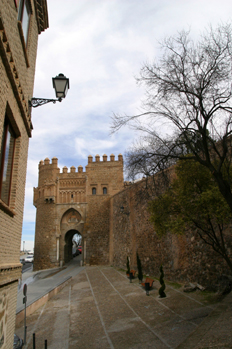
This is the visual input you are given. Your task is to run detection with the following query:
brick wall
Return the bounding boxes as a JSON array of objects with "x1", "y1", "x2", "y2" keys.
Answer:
[
  {"x1": 0, "y1": 1, "x2": 48, "y2": 347},
  {"x1": 0, "y1": 281, "x2": 18, "y2": 349}
]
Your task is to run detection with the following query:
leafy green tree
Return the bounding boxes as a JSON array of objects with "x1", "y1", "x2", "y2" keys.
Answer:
[{"x1": 149, "y1": 159, "x2": 232, "y2": 271}]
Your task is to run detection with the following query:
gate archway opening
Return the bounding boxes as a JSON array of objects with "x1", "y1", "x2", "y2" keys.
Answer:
[
  {"x1": 64, "y1": 229, "x2": 82, "y2": 263},
  {"x1": 72, "y1": 232, "x2": 82, "y2": 256}
]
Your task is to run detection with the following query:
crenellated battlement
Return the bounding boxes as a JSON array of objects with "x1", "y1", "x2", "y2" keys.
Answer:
[
  {"x1": 61, "y1": 166, "x2": 85, "y2": 174},
  {"x1": 39, "y1": 157, "x2": 58, "y2": 167},
  {"x1": 38, "y1": 154, "x2": 123, "y2": 174},
  {"x1": 87, "y1": 154, "x2": 123, "y2": 163}
]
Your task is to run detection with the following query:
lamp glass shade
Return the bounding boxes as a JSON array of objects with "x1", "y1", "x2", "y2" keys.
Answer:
[{"x1": 52, "y1": 73, "x2": 69, "y2": 99}]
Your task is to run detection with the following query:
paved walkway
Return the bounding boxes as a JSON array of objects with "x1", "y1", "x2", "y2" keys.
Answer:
[
  {"x1": 15, "y1": 259, "x2": 232, "y2": 349},
  {"x1": 17, "y1": 259, "x2": 84, "y2": 314}
]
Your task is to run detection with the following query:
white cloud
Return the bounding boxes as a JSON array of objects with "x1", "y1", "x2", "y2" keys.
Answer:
[
  {"x1": 21, "y1": 0, "x2": 232, "y2": 244},
  {"x1": 74, "y1": 137, "x2": 117, "y2": 159}
]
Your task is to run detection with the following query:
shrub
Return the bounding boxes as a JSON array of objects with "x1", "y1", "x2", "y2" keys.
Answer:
[
  {"x1": 137, "y1": 252, "x2": 143, "y2": 283},
  {"x1": 126, "y1": 256, "x2": 130, "y2": 275},
  {"x1": 159, "y1": 265, "x2": 166, "y2": 298}
]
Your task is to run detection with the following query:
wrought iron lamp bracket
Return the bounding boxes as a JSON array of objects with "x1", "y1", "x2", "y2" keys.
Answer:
[{"x1": 29, "y1": 97, "x2": 62, "y2": 108}]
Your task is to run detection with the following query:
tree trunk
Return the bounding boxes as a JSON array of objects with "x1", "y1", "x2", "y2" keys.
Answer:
[{"x1": 212, "y1": 171, "x2": 232, "y2": 214}]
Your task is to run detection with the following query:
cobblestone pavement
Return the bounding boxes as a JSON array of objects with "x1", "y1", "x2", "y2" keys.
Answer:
[{"x1": 15, "y1": 266, "x2": 232, "y2": 349}]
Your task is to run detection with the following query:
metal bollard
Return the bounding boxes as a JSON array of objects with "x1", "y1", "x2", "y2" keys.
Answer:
[
  {"x1": 145, "y1": 282, "x2": 150, "y2": 296},
  {"x1": 45, "y1": 339, "x2": 47, "y2": 349},
  {"x1": 23, "y1": 284, "x2": 27, "y2": 345}
]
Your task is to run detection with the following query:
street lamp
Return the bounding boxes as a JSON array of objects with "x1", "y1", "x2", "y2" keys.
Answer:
[
  {"x1": 29, "y1": 73, "x2": 70, "y2": 108},
  {"x1": 52, "y1": 73, "x2": 69, "y2": 99}
]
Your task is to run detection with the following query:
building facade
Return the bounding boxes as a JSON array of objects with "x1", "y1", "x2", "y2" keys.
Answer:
[
  {"x1": 33, "y1": 154, "x2": 124, "y2": 270},
  {"x1": 0, "y1": 0, "x2": 48, "y2": 347}
]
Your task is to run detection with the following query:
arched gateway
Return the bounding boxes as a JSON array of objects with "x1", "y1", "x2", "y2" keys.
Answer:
[
  {"x1": 33, "y1": 154, "x2": 124, "y2": 271},
  {"x1": 64, "y1": 229, "x2": 81, "y2": 263},
  {"x1": 61, "y1": 209, "x2": 83, "y2": 264}
]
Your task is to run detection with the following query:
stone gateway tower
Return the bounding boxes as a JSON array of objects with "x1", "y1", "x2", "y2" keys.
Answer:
[{"x1": 33, "y1": 154, "x2": 124, "y2": 270}]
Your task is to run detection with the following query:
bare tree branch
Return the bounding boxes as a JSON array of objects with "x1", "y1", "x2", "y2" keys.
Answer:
[{"x1": 112, "y1": 22, "x2": 232, "y2": 213}]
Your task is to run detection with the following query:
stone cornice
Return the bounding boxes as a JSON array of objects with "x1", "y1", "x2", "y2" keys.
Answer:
[
  {"x1": 0, "y1": 15, "x2": 32, "y2": 137},
  {"x1": 0, "y1": 263, "x2": 22, "y2": 270},
  {"x1": 34, "y1": 0, "x2": 49, "y2": 34}
]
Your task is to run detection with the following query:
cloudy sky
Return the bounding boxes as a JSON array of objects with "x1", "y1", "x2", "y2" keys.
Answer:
[{"x1": 21, "y1": 0, "x2": 232, "y2": 251}]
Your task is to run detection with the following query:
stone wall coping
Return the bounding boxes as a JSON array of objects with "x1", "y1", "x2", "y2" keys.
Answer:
[{"x1": 0, "y1": 263, "x2": 22, "y2": 270}]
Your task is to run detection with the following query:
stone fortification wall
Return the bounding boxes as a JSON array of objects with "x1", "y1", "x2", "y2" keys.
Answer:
[
  {"x1": 86, "y1": 195, "x2": 111, "y2": 265},
  {"x1": 84, "y1": 154, "x2": 123, "y2": 265},
  {"x1": 34, "y1": 158, "x2": 60, "y2": 270},
  {"x1": 110, "y1": 176, "x2": 232, "y2": 287},
  {"x1": 33, "y1": 196, "x2": 58, "y2": 270}
]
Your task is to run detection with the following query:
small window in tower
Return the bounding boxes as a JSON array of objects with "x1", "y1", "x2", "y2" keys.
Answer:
[
  {"x1": 92, "y1": 187, "x2": 96, "y2": 195},
  {"x1": 103, "y1": 187, "x2": 107, "y2": 195},
  {"x1": 71, "y1": 194, "x2": 73, "y2": 198}
]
